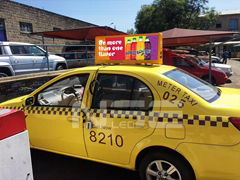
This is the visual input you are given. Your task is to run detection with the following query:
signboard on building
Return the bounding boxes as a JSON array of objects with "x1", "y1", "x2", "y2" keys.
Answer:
[{"x1": 95, "y1": 33, "x2": 163, "y2": 64}]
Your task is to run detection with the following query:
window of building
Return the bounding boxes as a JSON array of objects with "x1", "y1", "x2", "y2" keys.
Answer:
[
  {"x1": 0, "y1": 19, "x2": 7, "y2": 41},
  {"x1": 229, "y1": 18, "x2": 239, "y2": 31},
  {"x1": 91, "y1": 74, "x2": 153, "y2": 111},
  {"x1": 53, "y1": 27, "x2": 61, "y2": 31},
  {"x1": 0, "y1": 19, "x2": 5, "y2": 30},
  {"x1": 216, "y1": 21, "x2": 222, "y2": 28},
  {"x1": 19, "y1": 22, "x2": 33, "y2": 33}
]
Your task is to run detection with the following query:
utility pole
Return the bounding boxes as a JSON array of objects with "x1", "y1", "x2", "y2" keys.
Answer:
[{"x1": 208, "y1": 38, "x2": 212, "y2": 84}]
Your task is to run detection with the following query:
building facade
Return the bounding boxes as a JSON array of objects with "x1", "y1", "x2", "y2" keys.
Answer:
[
  {"x1": 0, "y1": 0, "x2": 96, "y2": 46},
  {"x1": 210, "y1": 10, "x2": 240, "y2": 32}
]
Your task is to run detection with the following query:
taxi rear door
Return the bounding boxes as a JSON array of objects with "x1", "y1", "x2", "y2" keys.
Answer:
[{"x1": 83, "y1": 71, "x2": 160, "y2": 165}]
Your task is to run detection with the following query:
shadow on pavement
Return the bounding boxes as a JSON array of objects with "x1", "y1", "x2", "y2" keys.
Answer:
[{"x1": 31, "y1": 149, "x2": 139, "y2": 180}]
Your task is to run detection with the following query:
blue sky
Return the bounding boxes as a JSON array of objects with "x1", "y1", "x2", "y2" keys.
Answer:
[{"x1": 14, "y1": 0, "x2": 239, "y2": 32}]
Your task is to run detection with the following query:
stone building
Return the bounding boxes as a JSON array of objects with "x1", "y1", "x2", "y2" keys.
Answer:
[
  {"x1": 210, "y1": 10, "x2": 240, "y2": 32},
  {"x1": 0, "y1": 0, "x2": 96, "y2": 46},
  {"x1": 209, "y1": 10, "x2": 240, "y2": 58}
]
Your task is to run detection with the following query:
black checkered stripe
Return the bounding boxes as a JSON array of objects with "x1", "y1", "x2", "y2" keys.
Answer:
[
  {"x1": 0, "y1": 106, "x2": 81, "y2": 116},
  {"x1": 87, "y1": 109, "x2": 156, "y2": 121},
  {"x1": 0, "y1": 106, "x2": 230, "y2": 128},
  {"x1": 89, "y1": 109, "x2": 230, "y2": 128},
  {"x1": 157, "y1": 113, "x2": 229, "y2": 128},
  {"x1": 24, "y1": 106, "x2": 82, "y2": 116},
  {"x1": 0, "y1": 106, "x2": 23, "y2": 110}
]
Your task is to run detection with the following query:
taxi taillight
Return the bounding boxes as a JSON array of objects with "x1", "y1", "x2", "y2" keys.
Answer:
[{"x1": 229, "y1": 117, "x2": 240, "y2": 131}]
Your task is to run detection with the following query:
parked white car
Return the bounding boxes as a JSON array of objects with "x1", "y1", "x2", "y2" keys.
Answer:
[
  {"x1": 205, "y1": 61, "x2": 233, "y2": 77},
  {"x1": 187, "y1": 55, "x2": 233, "y2": 77},
  {"x1": 0, "y1": 42, "x2": 67, "y2": 77}
]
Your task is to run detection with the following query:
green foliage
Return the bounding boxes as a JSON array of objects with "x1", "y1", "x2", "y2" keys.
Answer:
[{"x1": 135, "y1": 0, "x2": 219, "y2": 33}]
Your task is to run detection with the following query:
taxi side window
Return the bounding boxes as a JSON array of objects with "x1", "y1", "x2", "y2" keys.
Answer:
[
  {"x1": 36, "y1": 74, "x2": 89, "y2": 107},
  {"x1": 91, "y1": 74, "x2": 153, "y2": 111}
]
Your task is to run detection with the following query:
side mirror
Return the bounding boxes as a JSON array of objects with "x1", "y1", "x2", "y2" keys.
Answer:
[{"x1": 25, "y1": 97, "x2": 35, "y2": 106}]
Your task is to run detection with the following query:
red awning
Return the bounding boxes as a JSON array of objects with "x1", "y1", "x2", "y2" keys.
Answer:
[
  {"x1": 163, "y1": 28, "x2": 239, "y2": 47},
  {"x1": 33, "y1": 26, "x2": 127, "y2": 41}
]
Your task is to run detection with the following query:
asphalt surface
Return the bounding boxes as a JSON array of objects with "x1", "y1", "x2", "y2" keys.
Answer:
[
  {"x1": 223, "y1": 58, "x2": 240, "y2": 88},
  {"x1": 31, "y1": 149, "x2": 139, "y2": 180}
]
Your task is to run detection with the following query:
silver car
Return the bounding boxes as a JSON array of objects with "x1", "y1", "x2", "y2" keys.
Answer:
[{"x1": 0, "y1": 42, "x2": 67, "y2": 77}]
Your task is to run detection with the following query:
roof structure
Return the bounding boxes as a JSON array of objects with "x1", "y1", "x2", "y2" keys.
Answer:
[
  {"x1": 162, "y1": 28, "x2": 239, "y2": 47},
  {"x1": 220, "y1": 9, "x2": 240, "y2": 15},
  {"x1": 33, "y1": 26, "x2": 127, "y2": 41}
]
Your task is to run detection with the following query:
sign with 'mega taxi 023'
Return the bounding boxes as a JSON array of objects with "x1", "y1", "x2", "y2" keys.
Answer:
[{"x1": 95, "y1": 33, "x2": 163, "y2": 64}]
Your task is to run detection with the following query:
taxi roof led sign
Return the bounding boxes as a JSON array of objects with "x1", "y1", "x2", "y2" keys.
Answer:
[{"x1": 95, "y1": 33, "x2": 163, "y2": 65}]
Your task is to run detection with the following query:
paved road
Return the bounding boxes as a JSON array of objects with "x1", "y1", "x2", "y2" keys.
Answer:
[
  {"x1": 31, "y1": 149, "x2": 139, "y2": 180},
  {"x1": 223, "y1": 59, "x2": 240, "y2": 88}
]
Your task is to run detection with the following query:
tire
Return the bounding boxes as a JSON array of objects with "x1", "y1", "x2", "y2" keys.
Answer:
[
  {"x1": 139, "y1": 151, "x2": 195, "y2": 180},
  {"x1": 56, "y1": 64, "x2": 66, "y2": 71},
  {"x1": 0, "y1": 72, "x2": 8, "y2": 78}
]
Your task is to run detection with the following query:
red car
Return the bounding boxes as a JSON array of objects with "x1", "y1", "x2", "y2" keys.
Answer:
[{"x1": 163, "y1": 49, "x2": 228, "y2": 85}]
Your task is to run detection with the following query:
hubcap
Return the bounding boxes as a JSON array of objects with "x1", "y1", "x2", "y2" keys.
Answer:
[
  {"x1": 57, "y1": 66, "x2": 64, "y2": 70},
  {"x1": 146, "y1": 160, "x2": 181, "y2": 180}
]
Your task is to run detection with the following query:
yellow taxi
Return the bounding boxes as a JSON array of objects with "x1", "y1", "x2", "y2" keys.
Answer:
[{"x1": 1, "y1": 65, "x2": 240, "y2": 180}]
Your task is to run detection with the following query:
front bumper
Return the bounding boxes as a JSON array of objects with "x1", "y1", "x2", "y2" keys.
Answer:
[
  {"x1": 217, "y1": 75, "x2": 228, "y2": 85},
  {"x1": 226, "y1": 71, "x2": 233, "y2": 77},
  {"x1": 177, "y1": 143, "x2": 240, "y2": 180}
]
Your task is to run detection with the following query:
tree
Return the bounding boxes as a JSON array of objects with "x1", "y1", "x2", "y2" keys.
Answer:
[
  {"x1": 127, "y1": 28, "x2": 136, "y2": 34},
  {"x1": 135, "y1": 0, "x2": 219, "y2": 33}
]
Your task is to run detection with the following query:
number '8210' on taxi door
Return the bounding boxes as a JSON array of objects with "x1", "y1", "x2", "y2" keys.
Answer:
[{"x1": 1, "y1": 65, "x2": 240, "y2": 180}]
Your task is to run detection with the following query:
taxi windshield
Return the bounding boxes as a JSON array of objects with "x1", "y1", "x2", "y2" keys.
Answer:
[{"x1": 164, "y1": 69, "x2": 220, "y2": 102}]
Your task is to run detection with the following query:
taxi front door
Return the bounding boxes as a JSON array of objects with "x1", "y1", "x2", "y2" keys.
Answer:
[
  {"x1": 83, "y1": 72, "x2": 160, "y2": 165},
  {"x1": 25, "y1": 73, "x2": 91, "y2": 157}
]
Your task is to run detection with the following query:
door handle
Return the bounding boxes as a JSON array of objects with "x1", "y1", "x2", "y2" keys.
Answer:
[
  {"x1": 81, "y1": 109, "x2": 93, "y2": 129},
  {"x1": 86, "y1": 121, "x2": 93, "y2": 129},
  {"x1": 67, "y1": 117, "x2": 80, "y2": 123}
]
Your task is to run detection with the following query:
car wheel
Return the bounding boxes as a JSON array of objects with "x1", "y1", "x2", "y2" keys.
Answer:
[
  {"x1": 139, "y1": 151, "x2": 195, "y2": 180},
  {"x1": 0, "y1": 72, "x2": 8, "y2": 78},
  {"x1": 56, "y1": 64, "x2": 66, "y2": 70}
]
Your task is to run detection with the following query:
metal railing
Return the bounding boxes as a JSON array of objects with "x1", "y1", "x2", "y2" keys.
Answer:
[{"x1": 0, "y1": 43, "x2": 96, "y2": 72}]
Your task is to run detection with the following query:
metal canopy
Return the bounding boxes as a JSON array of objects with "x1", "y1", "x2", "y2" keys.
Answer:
[
  {"x1": 163, "y1": 28, "x2": 239, "y2": 47},
  {"x1": 32, "y1": 26, "x2": 127, "y2": 41}
]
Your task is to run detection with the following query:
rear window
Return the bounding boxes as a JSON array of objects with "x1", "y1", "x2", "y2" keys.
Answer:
[{"x1": 164, "y1": 69, "x2": 220, "y2": 102}]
